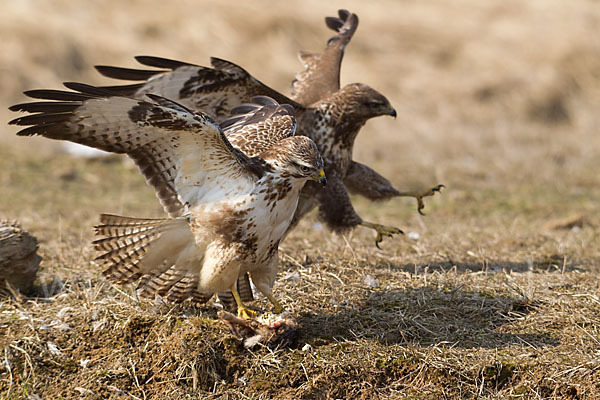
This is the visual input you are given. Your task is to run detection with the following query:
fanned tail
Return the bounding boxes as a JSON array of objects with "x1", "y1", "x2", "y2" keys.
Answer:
[
  {"x1": 137, "y1": 267, "x2": 213, "y2": 304},
  {"x1": 94, "y1": 214, "x2": 180, "y2": 283},
  {"x1": 93, "y1": 214, "x2": 212, "y2": 305}
]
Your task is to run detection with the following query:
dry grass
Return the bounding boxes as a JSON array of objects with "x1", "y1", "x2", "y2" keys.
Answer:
[{"x1": 1, "y1": 0, "x2": 600, "y2": 399}]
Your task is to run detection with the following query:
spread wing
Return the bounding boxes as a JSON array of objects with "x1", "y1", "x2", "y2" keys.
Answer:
[
  {"x1": 290, "y1": 9, "x2": 359, "y2": 106},
  {"x1": 94, "y1": 56, "x2": 305, "y2": 123},
  {"x1": 9, "y1": 84, "x2": 295, "y2": 218}
]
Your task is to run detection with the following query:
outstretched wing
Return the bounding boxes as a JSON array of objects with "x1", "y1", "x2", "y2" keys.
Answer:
[
  {"x1": 95, "y1": 56, "x2": 304, "y2": 123},
  {"x1": 290, "y1": 9, "x2": 359, "y2": 106},
  {"x1": 9, "y1": 83, "x2": 273, "y2": 218}
]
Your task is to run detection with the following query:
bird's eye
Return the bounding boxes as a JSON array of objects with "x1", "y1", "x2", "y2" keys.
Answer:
[
  {"x1": 300, "y1": 165, "x2": 310, "y2": 173},
  {"x1": 368, "y1": 101, "x2": 384, "y2": 108}
]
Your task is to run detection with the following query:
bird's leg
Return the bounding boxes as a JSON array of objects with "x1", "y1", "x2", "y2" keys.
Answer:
[
  {"x1": 231, "y1": 286, "x2": 257, "y2": 319},
  {"x1": 396, "y1": 184, "x2": 445, "y2": 215},
  {"x1": 360, "y1": 221, "x2": 404, "y2": 249},
  {"x1": 264, "y1": 293, "x2": 284, "y2": 314}
]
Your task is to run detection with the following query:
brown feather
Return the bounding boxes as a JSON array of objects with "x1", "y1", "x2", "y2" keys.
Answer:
[
  {"x1": 290, "y1": 10, "x2": 359, "y2": 105},
  {"x1": 9, "y1": 82, "x2": 260, "y2": 218},
  {"x1": 135, "y1": 55, "x2": 195, "y2": 70},
  {"x1": 95, "y1": 215, "x2": 183, "y2": 285},
  {"x1": 94, "y1": 65, "x2": 165, "y2": 81}
]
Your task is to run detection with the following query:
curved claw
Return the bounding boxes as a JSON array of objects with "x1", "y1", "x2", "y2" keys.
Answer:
[
  {"x1": 375, "y1": 235, "x2": 383, "y2": 250},
  {"x1": 362, "y1": 221, "x2": 403, "y2": 249},
  {"x1": 417, "y1": 199, "x2": 426, "y2": 216},
  {"x1": 416, "y1": 184, "x2": 445, "y2": 215},
  {"x1": 231, "y1": 286, "x2": 258, "y2": 319}
]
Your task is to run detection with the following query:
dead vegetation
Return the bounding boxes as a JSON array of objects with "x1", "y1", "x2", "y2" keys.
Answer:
[{"x1": 1, "y1": 0, "x2": 600, "y2": 399}]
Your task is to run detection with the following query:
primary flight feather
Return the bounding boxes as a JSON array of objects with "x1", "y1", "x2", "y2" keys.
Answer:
[
  {"x1": 10, "y1": 84, "x2": 325, "y2": 316},
  {"x1": 92, "y1": 10, "x2": 442, "y2": 249}
]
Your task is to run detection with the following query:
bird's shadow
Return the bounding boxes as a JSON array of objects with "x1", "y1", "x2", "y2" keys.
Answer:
[
  {"x1": 296, "y1": 260, "x2": 564, "y2": 350},
  {"x1": 373, "y1": 255, "x2": 584, "y2": 275},
  {"x1": 23, "y1": 259, "x2": 567, "y2": 351}
]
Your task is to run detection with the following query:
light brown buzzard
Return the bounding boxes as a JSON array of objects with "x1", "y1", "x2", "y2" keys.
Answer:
[{"x1": 10, "y1": 85, "x2": 325, "y2": 316}]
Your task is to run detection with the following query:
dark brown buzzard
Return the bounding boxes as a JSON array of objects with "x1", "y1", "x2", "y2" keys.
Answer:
[{"x1": 91, "y1": 9, "x2": 443, "y2": 248}]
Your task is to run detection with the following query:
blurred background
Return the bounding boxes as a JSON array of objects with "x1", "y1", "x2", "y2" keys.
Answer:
[{"x1": 3, "y1": 0, "x2": 600, "y2": 186}]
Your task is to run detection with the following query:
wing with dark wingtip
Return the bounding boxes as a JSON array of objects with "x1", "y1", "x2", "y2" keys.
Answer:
[
  {"x1": 290, "y1": 9, "x2": 359, "y2": 106},
  {"x1": 9, "y1": 84, "x2": 296, "y2": 218},
  {"x1": 94, "y1": 56, "x2": 304, "y2": 122}
]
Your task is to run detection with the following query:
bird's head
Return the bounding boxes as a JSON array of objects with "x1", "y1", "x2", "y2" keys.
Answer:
[
  {"x1": 263, "y1": 136, "x2": 326, "y2": 186},
  {"x1": 337, "y1": 83, "x2": 396, "y2": 120}
]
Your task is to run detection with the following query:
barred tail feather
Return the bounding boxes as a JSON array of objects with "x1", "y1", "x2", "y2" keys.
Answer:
[
  {"x1": 191, "y1": 291, "x2": 214, "y2": 305},
  {"x1": 95, "y1": 214, "x2": 215, "y2": 305},
  {"x1": 94, "y1": 213, "x2": 195, "y2": 291},
  {"x1": 217, "y1": 273, "x2": 254, "y2": 311},
  {"x1": 137, "y1": 268, "x2": 213, "y2": 305},
  {"x1": 164, "y1": 272, "x2": 208, "y2": 304}
]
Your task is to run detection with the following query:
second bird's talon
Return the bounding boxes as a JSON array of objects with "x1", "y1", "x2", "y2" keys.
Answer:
[
  {"x1": 417, "y1": 198, "x2": 426, "y2": 215},
  {"x1": 416, "y1": 184, "x2": 444, "y2": 215},
  {"x1": 369, "y1": 223, "x2": 403, "y2": 249}
]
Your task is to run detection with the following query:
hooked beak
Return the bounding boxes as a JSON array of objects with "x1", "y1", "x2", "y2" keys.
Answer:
[
  {"x1": 387, "y1": 106, "x2": 397, "y2": 119},
  {"x1": 314, "y1": 169, "x2": 327, "y2": 186}
]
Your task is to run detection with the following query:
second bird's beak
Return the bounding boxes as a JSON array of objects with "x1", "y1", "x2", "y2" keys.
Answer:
[
  {"x1": 317, "y1": 169, "x2": 327, "y2": 186},
  {"x1": 387, "y1": 106, "x2": 397, "y2": 119}
]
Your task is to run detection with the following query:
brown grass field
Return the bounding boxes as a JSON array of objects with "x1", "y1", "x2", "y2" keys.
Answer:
[{"x1": 1, "y1": 0, "x2": 600, "y2": 398}]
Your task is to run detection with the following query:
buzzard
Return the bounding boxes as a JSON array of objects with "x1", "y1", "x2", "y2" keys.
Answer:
[
  {"x1": 91, "y1": 9, "x2": 442, "y2": 248},
  {"x1": 9, "y1": 85, "x2": 326, "y2": 317}
]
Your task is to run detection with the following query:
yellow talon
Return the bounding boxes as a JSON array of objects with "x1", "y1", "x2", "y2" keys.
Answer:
[
  {"x1": 238, "y1": 306, "x2": 257, "y2": 319},
  {"x1": 231, "y1": 285, "x2": 257, "y2": 319},
  {"x1": 394, "y1": 184, "x2": 444, "y2": 215}
]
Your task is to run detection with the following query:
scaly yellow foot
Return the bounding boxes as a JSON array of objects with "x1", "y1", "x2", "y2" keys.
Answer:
[
  {"x1": 237, "y1": 306, "x2": 258, "y2": 319},
  {"x1": 361, "y1": 221, "x2": 404, "y2": 249},
  {"x1": 231, "y1": 286, "x2": 257, "y2": 319}
]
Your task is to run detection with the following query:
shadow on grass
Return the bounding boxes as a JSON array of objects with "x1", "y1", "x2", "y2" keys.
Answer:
[
  {"x1": 298, "y1": 262, "x2": 559, "y2": 349},
  {"x1": 23, "y1": 262, "x2": 560, "y2": 352},
  {"x1": 378, "y1": 257, "x2": 587, "y2": 274}
]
